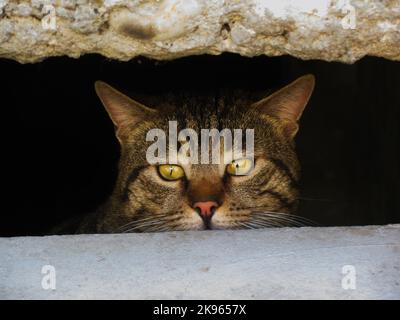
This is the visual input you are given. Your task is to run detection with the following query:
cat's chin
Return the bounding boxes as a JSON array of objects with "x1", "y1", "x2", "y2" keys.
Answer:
[{"x1": 202, "y1": 223, "x2": 238, "y2": 231}]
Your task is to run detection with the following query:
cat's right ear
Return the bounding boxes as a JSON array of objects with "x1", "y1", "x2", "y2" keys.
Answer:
[
  {"x1": 95, "y1": 81, "x2": 156, "y2": 142},
  {"x1": 251, "y1": 74, "x2": 315, "y2": 139}
]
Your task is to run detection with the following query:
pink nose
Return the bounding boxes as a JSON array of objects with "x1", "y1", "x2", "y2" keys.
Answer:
[{"x1": 193, "y1": 201, "x2": 218, "y2": 220}]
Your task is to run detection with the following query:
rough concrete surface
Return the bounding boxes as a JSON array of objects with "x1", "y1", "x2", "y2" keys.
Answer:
[
  {"x1": 0, "y1": 225, "x2": 399, "y2": 299},
  {"x1": 0, "y1": 0, "x2": 399, "y2": 63}
]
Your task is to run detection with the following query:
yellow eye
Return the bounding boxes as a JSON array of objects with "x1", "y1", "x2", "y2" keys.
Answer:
[
  {"x1": 158, "y1": 164, "x2": 185, "y2": 181},
  {"x1": 226, "y1": 159, "x2": 253, "y2": 176}
]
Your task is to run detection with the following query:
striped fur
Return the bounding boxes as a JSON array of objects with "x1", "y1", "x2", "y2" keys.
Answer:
[{"x1": 73, "y1": 75, "x2": 315, "y2": 234}]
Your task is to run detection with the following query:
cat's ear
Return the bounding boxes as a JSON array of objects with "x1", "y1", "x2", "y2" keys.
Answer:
[
  {"x1": 95, "y1": 81, "x2": 156, "y2": 142},
  {"x1": 252, "y1": 74, "x2": 315, "y2": 138}
]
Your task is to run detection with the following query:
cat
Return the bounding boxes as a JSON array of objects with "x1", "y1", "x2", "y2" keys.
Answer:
[{"x1": 59, "y1": 75, "x2": 314, "y2": 234}]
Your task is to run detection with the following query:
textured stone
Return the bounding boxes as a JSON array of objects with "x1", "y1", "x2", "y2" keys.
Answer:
[
  {"x1": 0, "y1": 225, "x2": 399, "y2": 299},
  {"x1": 0, "y1": 0, "x2": 399, "y2": 64}
]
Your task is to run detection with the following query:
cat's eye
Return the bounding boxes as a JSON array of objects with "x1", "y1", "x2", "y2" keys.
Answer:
[
  {"x1": 158, "y1": 164, "x2": 185, "y2": 180},
  {"x1": 226, "y1": 159, "x2": 253, "y2": 176}
]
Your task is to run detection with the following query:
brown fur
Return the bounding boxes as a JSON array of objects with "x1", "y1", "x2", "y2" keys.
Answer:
[{"x1": 69, "y1": 75, "x2": 315, "y2": 234}]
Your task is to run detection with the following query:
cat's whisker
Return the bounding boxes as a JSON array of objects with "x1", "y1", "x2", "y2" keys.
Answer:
[
  {"x1": 268, "y1": 213, "x2": 318, "y2": 226},
  {"x1": 117, "y1": 217, "x2": 155, "y2": 232},
  {"x1": 135, "y1": 216, "x2": 185, "y2": 233},
  {"x1": 116, "y1": 211, "x2": 182, "y2": 233},
  {"x1": 237, "y1": 222, "x2": 256, "y2": 229},
  {"x1": 253, "y1": 217, "x2": 286, "y2": 228},
  {"x1": 248, "y1": 207, "x2": 318, "y2": 226},
  {"x1": 251, "y1": 221, "x2": 273, "y2": 228},
  {"x1": 121, "y1": 218, "x2": 166, "y2": 233},
  {"x1": 252, "y1": 217, "x2": 284, "y2": 228},
  {"x1": 250, "y1": 210, "x2": 310, "y2": 227},
  {"x1": 254, "y1": 214, "x2": 305, "y2": 227},
  {"x1": 239, "y1": 218, "x2": 275, "y2": 229},
  {"x1": 128, "y1": 221, "x2": 162, "y2": 231}
]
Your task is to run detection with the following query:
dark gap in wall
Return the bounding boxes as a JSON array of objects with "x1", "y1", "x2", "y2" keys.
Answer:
[{"x1": 1, "y1": 54, "x2": 399, "y2": 236}]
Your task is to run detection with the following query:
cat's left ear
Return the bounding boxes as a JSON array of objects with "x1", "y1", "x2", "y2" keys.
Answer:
[
  {"x1": 95, "y1": 81, "x2": 156, "y2": 142},
  {"x1": 252, "y1": 74, "x2": 315, "y2": 138}
]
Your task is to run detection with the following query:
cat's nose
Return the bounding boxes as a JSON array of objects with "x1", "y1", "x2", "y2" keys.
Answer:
[{"x1": 193, "y1": 201, "x2": 218, "y2": 221}]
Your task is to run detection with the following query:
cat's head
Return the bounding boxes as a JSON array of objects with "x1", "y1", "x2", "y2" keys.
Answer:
[{"x1": 95, "y1": 75, "x2": 315, "y2": 232}]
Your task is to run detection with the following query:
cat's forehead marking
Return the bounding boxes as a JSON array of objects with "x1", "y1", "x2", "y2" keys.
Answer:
[
  {"x1": 209, "y1": 114, "x2": 219, "y2": 128},
  {"x1": 184, "y1": 163, "x2": 221, "y2": 181}
]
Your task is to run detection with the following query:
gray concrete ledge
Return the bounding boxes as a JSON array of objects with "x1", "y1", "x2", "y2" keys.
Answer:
[{"x1": 1, "y1": 225, "x2": 399, "y2": 299}]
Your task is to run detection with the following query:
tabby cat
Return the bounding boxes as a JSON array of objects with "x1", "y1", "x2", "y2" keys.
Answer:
[{"x1": 67, "y1": 75, "x2": 314, "y2": 234}]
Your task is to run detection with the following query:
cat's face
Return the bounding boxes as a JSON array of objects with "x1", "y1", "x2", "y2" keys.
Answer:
[{"x1": 95, "y1": 75, "x2": 315, "y2": 233}]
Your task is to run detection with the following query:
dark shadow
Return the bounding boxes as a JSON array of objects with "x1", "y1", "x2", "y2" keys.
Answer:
[{"x1": 1, "y1": 54, "x2": 399, "y2": 236}]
